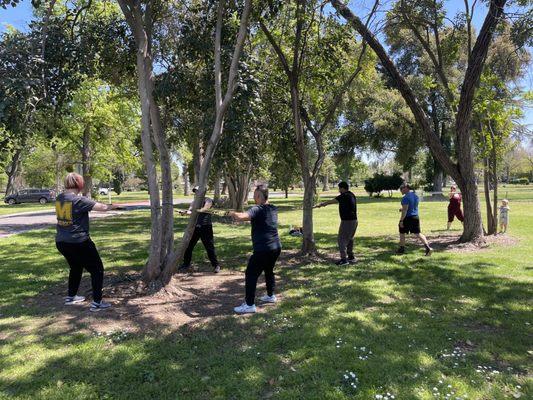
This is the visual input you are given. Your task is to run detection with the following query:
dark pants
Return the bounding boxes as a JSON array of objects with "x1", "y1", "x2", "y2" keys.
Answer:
[
  {"x1": 448, "y1": 206, "x2": 464, "y2": 222},
  {"x1": 183, "y1": 225, "x2": 219, "y2": 267},
  {"x1": 56, "y1": 240, "x2": 104, "y2": 302},
  {"x1": 245, "y1": 248, "x2": 281, "y2": 306}
]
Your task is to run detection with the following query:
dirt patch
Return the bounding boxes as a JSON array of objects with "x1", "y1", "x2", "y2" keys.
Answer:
[
  {"x1": 427, "y1": 233, "x2": 519, "y2": 253},
  {"x1": 27, "y1": 263, "x2": 282, "y2": 335}
]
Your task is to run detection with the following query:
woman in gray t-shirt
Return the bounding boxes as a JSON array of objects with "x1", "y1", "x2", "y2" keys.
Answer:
[
  {"x1": 229, "y1": 185, "x2": 281, "y2": 314},
  {"x1": 55, "y1": 173, "x2": 119, "y2": 312}
]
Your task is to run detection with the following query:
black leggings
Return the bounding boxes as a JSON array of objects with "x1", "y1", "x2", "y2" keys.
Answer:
[
  {"x1": 56, "y1": 240, "x2": 104, "y2": 302},
  {"x1": 183, "y1": 225, "x2": 219, "y2": 267},
  {"x1": 245, "y1": 248, "x2": 281, "y2": 306}
]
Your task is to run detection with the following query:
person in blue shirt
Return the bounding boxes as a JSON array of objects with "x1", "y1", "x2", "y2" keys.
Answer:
[
  {"x1": 397, "y1": 182, "x2": 432, "y2": 256},
  {"x1": 228, "y1": 185, "x2": 281, "y2": 314}
]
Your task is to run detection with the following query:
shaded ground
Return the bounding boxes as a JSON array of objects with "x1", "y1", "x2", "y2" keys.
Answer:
[
  {"x1": 22, "y1": 253, "x2": 301, "y2": 336},
  {"x1": 17, "y1": 233, "x2": 516, "y2": 338}
]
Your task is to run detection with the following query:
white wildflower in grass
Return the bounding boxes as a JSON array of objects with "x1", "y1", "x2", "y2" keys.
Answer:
[{"x1": 341, "y1": 370, "x2": 359, "y2": 393}]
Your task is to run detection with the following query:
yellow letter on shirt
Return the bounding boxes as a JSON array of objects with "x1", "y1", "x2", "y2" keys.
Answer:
[{"x1": 56, "y1": 201, "x2": 73, "y2": 226}]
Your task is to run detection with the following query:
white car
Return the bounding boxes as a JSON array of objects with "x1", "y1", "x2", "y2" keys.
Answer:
[{"x1": 99, "y1": 188, "x2": 109, "y2": 195}]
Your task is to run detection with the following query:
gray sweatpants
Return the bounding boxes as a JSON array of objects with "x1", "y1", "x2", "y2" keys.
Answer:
[{"x1": 338, "y1": 219, "x2": 358, "y2": 259}]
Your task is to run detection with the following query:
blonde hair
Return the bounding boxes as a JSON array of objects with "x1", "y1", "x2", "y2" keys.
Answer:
[
  {"x1": 64, "y1": 173, "x2": 84, "y2": 190},
  {"x1": 502, "y1": 199, "x2": 509, "y2": 205}
]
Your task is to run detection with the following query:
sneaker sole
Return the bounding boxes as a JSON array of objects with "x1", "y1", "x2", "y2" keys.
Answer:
[{"x1": 65, "y1": 300, "x2": 85, "y2": 305}]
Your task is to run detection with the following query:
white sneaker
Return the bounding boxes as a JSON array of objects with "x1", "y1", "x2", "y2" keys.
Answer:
[
  {"x1": 234, "y1": 302, "x2": 256, "y2": 314},
  {"x1": 260, "y1": 294, "x2": 277, "y2": 303},
  {"x1": 64, "y1": 295, "x2": 85, "y2": 305}
]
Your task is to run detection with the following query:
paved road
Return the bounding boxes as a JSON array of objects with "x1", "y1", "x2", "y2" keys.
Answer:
[{"x1": 0, "y1": 199, "x2": 191, "y2": 238}]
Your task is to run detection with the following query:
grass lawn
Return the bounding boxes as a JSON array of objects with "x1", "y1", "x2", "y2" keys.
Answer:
[{"x1": 0, "y1": 187, "x2": 532, "y2": 399}]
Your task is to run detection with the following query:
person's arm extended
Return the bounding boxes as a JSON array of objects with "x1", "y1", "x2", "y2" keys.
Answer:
[
  {"x1": 92, "y1": 202, "x2": 120, "y2": 212},
  {"x1": 399, "y1": 204, "x2": 408, "y2": 226},
  {"x1": 197, "y1": 199, "x2": 213, "y2": 213},
  {"x1": 314, "y1": 198, "x2": 337, "y2": 208},
  {"x1": 228, "y1": 210, "x2": 251, "y2": 222}
]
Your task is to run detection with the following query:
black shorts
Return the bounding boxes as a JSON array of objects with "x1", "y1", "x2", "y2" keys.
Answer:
[{"x1": 399, "y1": 216, "x2": 421, "y2": 234}]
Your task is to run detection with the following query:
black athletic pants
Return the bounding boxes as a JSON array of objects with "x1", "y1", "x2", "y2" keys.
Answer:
[
  {"x1": 245, "y1": 248, "x2": 281, "y2": 306},
  {"x1": 56, "y1": 239, "x2": 104, "y2": 302},
  {"x1": 183, "y1": 225, "x2": 219, "y2": 268}
]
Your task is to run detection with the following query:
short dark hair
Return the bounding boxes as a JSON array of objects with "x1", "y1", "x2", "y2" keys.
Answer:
[
  {"x1": 400, "y1": 182, "x2": 410, "y2": 190},
  {"x1": 255, "y1": 184, "x2": 269, "y2": 201},
  {"x1": 338, "y1": 181, "x2": 349, "y2": 190}
]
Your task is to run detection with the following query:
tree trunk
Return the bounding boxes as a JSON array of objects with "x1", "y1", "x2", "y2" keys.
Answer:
[
  {"x1": 5, "y1": 148, "x2": 22, "y2": 196},
  {"x1": 433, "y1": 169, "x2": 444, "y2": 192},
  {"x1": 147, "y1": 89, "x2": 174, "y2": 264},
  {"x1": 226, "y1": 169, "x2": 251, "y2": 211},
  {"x1": 161, "y1": 0, "x2": 252, "y2": 283},
  {"x1": 459, "y1": 171, "x2": 485, "y2": 241},
  {"x1": 81, "y1": 125, "x2": 92, "y2": 198},
  {"x1": 301, "y1": 175, "x2": 317, "y2": 255},
  {"x1": 285, "y1": 187, "x2": 288, "y2": 198},
  {"x1": 323, "y1": 170, "x2": 330, "y2": 191},
  {"x1": 213, "y1": 172, "x2": 221, "y2": 202},
  {"x1": 182, "y1": 166, "x2": 190, "y2": 196},
  {"x1": 483, "y1": 157, "x2": 496, "y2": 234},
  {"x1": 491, "y1": 147, "x2": 498, "y2": 233},
  {"x1": 192, "y1": 139, "x2": 202, "y2": 186},
  {"x1": 133, "y1": 28, "x2": 162, "y2": 282}
]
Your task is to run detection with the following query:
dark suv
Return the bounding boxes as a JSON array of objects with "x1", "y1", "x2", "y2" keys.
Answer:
[{"x1": 4, "y1": 189, "x2": 56, "y2": 205}]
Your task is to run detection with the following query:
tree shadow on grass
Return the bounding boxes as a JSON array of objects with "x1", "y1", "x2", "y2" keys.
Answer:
[
  {"x1": 1, "y1": 253, "x2": 531, "y2": 399},
  {"x1": 1, "y1": 219, "x2": 531, "y2": 399}
]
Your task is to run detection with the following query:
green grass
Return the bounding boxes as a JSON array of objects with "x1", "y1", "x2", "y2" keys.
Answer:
[{"x1": 0, "y1": 189, "x2": 532, "y2": 399}]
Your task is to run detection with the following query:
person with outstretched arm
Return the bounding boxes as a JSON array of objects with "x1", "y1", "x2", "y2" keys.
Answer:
[
  {"x1": 396, "y1": 182, "x2": 433, "y2": 256},
  {"x1": 229, "y1": 185, "x2": 282, "y2": 314},
  {"x1": 178, "y1": 186, "x2": 221, "y2": 273},
  {"x1": 315, "y1": 181, "x2": 358, "y2": 265},
  {"x1": 55, "y1": 173, "x2": 120, "y2": 312}
]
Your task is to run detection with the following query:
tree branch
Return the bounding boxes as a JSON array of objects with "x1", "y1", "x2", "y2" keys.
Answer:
[{"x1": 330, "y1": 0, "x2": 459, "y2": 181}]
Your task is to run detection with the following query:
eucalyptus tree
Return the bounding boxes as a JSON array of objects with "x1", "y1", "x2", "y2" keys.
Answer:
[{"x1": 331, "y1": 0, "x2": 514, "y2": 243}]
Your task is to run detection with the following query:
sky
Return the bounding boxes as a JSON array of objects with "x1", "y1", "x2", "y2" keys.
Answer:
[{"x1": 0, "y1": 0, "x2": 531, "y2": 129}]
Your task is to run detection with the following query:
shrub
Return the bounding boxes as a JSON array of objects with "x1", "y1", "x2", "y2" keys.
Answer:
[
  {"x1": 509, "y1": 178, "x2": 529, "y2": 185},
  {"x1": 364, "y1": 173, "x2": 403, "y2": 197}
]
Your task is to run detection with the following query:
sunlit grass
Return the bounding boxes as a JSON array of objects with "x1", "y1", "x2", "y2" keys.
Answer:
[{"x1": 0, "y1": 189, "x2": 532, "y2": 399}]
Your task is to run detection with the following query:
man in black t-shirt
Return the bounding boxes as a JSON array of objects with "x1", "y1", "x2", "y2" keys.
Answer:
[
  {"x1": 315, "y1": 181, "x2": 358, "y2": 266},
  {"x1": 178, "y1": 186, "x2": 221, "y2": 273}
]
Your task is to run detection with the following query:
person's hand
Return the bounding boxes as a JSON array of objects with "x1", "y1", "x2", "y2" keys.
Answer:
[{"x1": 227, "y1": 211, "x2": 237, "y2": 219}]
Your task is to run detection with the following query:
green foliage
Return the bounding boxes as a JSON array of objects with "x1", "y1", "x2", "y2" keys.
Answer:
[
  {"x1": 364, "y1": 172, "x2": 403, "y2": 197},
  {"x1": 63, "y1": 78, "x2": 141, "y2": 181},
  {"x1": 21, "y1": 141, "x2": 56, "y2": 188},
  {"x1": 113, "y1": 170, "x2": 125, "y2": 195},
  {"x1": 509, "y1": 178, "x2": 529, "y2": 185}
]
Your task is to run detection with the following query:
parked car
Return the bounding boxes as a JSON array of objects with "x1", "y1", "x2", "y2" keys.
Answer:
[
  {"x1": 98, "y1": 187, "x2": 113, "y2": 195},
  {"x1": 4, "y1": 189, "x2": 56, "y2": 205}
]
